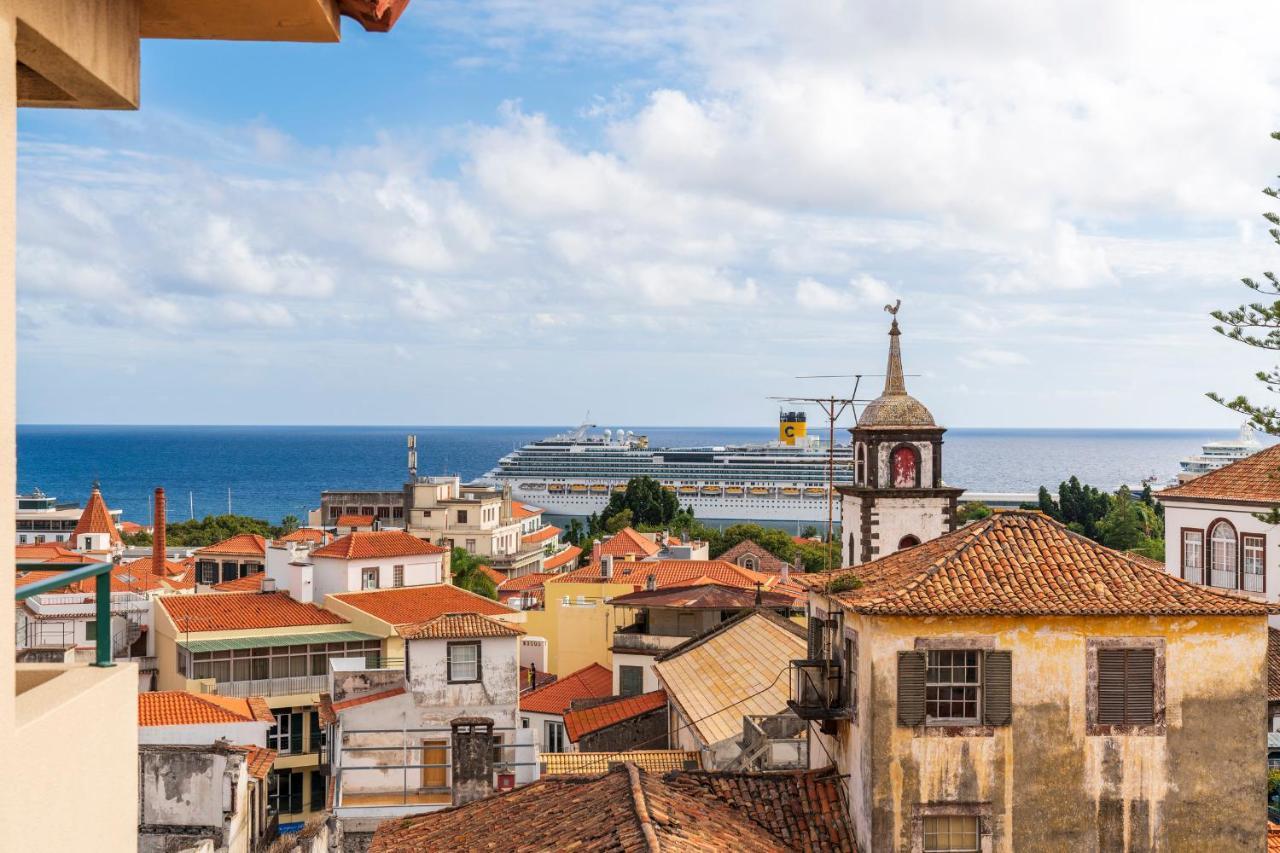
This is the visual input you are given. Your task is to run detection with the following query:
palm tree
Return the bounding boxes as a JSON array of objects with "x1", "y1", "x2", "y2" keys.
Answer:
[{"x1": 449, "y1": 547, "x2": 497, "y2": 599}]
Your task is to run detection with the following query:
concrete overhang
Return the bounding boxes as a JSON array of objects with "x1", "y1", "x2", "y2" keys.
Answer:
[{"x1": 140, "y1": 0, "x2": 340, "y2": 42}]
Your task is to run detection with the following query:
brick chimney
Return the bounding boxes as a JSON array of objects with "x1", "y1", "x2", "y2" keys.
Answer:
[
  {"x1": 450, "y1": 716, "x2": 494, "y2": 806},
  {"x1": 591, "y1": 538, "x2": 602, "y2": 567},
  {"x1": 152, "y1": 487, "x2": 167, "y2": 576}
]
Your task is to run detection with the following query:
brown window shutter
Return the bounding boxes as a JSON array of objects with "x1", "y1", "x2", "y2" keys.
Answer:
[
  {"x1": 1124, "y1": 648, "x2": 1155, "y2": 725},
  {"x1": 1096, "y1": 648, "x2": 1127, "y2": 725},
  {"x1": 983, "y1": 650, "x2": 1012, "y2": 726},
  {"x1": 807, "y1": 618, "x2": 824, "y2": 659},
  {"x1": 897, "y1": 650, "x2": 926, "y2": 726}
]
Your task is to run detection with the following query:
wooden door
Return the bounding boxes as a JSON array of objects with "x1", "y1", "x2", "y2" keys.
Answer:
[{"x1": 422, "y1": 740, "x2": 448, "y2": 789}]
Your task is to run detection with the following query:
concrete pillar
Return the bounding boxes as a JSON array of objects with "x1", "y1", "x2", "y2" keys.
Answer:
[
  {"x1": 450, "y1": 716, "x2": 494, "y2": 807},
  {"x1": 0, "y1": 0, "x2": 17, "y2": 751}
]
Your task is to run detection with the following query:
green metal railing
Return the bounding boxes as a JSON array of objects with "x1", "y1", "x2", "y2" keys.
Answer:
[{"x1": 15, "y1": 560, "x2": 115, "y2": 667}]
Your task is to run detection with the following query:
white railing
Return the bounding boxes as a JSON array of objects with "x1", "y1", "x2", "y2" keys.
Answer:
[
  {"x1": 214, "y1": 674, "x2": 328, "y2": 698},
  {"x1": 25, "y1": 592, "x2": 149, "y2": 618},
  {"x1": 1210, "y1": 569, "x2": 1237, "y2": 589}
]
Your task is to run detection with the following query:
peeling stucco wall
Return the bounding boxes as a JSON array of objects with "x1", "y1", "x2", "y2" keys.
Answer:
[
  {"x1": 138, "y1": 744, "x2": 248, "y2": 853},
  {"x1": 825, "y1": 613, "x2": 1266, "y2": 852}
]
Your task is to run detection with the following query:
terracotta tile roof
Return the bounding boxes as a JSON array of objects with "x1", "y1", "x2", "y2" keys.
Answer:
[
  {"x1": 312, "y1": 531, "x2": 446, "y2": 560},
  {"x1": 277, "y1": 528, "x2": 333, "y2": 545},
  {"x1": 105, "y1": 561, "x2": 194, "y2": 592},
  {"x1": 598, "y1": 527, "x2": 661, "y2": 559},
  {"x1": 139, "y1": 691, "x2": 276, "y2": 727},
  {"x1": 1269, "y1": 629, "x2": 1280, "y2": 703},
  {"x1": 1270, "y1": 822, "x2": 1280, "y2": 853},
  {"x1": 160, "y1": 591, "x2": 349, "y2": 632},
  {"x1": 336, "y1": 514, "x2": 376, "y2": 527},
  {"x1": 70, "y1": 486, "x2": 122, "y2": 546},
  {"x1": 196, "y1": 534, "x2": 266, "y2": 558},
  {"x1": 512, "y1": 502, "x2": 544, "y2": 519},
  {"x1": 477, "y1": 565, "x2": 506, "y2": 585},
  {"x1": 653, "y1": 610, "x2": 806, "y2": 746},
  {"x1": 210, "y1": 574, "x2": 265, "y2": 593},
  {"x1": 398, "y1": 612, "x2": 525, "y2": 640},
  {"x1": 498, "y1": 572, "x2": 553, "y2": 593},
  {"x1": 1157, "y1": 443, "x2": 1280, "y2": 504},
  {"x1": 542, "y1": 751, "x2": 701, "y2": 776},
  {"x1": 609, "y1": 582, "x2": 797, "y2": 610},
  {"x1": 520, "y1": 666, "x2": 557, "y2": 694},
  {"x1": 120, "y1": 521, "x2": 146, "y2": 535},
  {"x1": 542, "y1": 545, "x2": 581, "y2": 572},
  {"x1": 331, "y1": 583, "x2": 514, "y2": 627},
  {"x1": 16, "y1": 562, "x2": 193, "y2": 595},
  {"x1": 717, "y1": 539, "x2": 792, "y2": 573},
  {"x1": 318, "y1": 694, "x2": 337, "y2": 726},
  {"x1": 520, "y1": 663, "x2": 613, "y2": 715},
  {"x1": 368, "y1": 764, "x2": 855, "y2": 852},
  {"x1": 120, "y1": 553, "x2": 192, "y2": 582},
  {"x1": 796, "y1": 510, "x2": 1275, "y2": 616},
  {"x1": 15, "y1": 543, "x2": 88, "y2": 562},
  {"x1": 331, "y1": 686, "x2": 406, "y2": 713},
  {"x1": 522, "y1": 525, "x2": 560, "y2": 545},
  {"x1": 14, "y1": 569, "x2": 67, "y2": 590},
  {"x1": 553, "y1": 559, "x2": 800, "y2": 600},
  {"x1": 233, "y1": 745, "x2": 277, "y2": 780},
  {"x1": 564, "y1": 690, "x2": 667, "y2": 743}
]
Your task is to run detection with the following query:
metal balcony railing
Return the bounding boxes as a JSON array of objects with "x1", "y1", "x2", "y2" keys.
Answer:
[
  {"x1": 214, "y1": 674, "x2": 328, "y2": 698},
  {"x1": 15, "y1": 560, "x2": 115, "y2": 667}
]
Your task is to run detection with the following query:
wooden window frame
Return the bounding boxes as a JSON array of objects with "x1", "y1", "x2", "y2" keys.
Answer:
[
  {"x1": 910, "y1": 802, "x2": 993, "y2": 853},
  {"x1": 1086, "y1": 638, "x2": 1166, "y2": 736},
  {"x1": 911, "y1": 637, "x2": 995, "y2": 737},
  {"x1": 1207, "y1": 517, "x2": 1239, "y2": 590},
  {"x1": 446, "y1": 641, "x2": 482, "y2": 684},
  {"x1": 1242, "y1": 533, "x2": 1266, "y2": 594},
  {"x1": 1179, "y1": 527, "x2": 1204, "y2": 584}
]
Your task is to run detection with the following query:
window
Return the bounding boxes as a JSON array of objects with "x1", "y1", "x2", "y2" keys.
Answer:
[
  {"x1": 898, "y1": 535, "x2": 921, "y2": 550},
  {"x1": 521, "y1": 717, "x2": 530, "y2": 729},
  {"x1": 543, "y1": 720, "x2": 567, "y2": 753},
  {"x1": 1181, "y1": 529, "x2": 1203, "y2": 584},
  {"x1": 308, "y1": 710, "x2": 326, "y2": 753},
  {"x1": 309, "y1": 770, "x2": 326, "y2": 812},
  {"x1": 925, "y1": 650, "x2": 981, "y2": 723},
  {"x1": 923, "y1": 815, "x2": 980, "y2": 853},
  {"x1": 890, "y1": 444, "x2": 919, "y2": 488},
  {"x1": 84, "y1": 620, "x2": 97, "y2": 643},
  {"x1": 198, "y1": 560, "x2": 217, "y2": 585},
  {"x1": 269, "y1": 770, "x2": 302, "y2": 816},
  {"x1": 619, "y1": 665, "x2": 644, "y2": 697},
  {"x1": 447, "y1": 642, "x2": 480, "y2": 683},
  {"x1": 465, "y1": 538, "x2": 476, "y2": 552},
  {"x1": 268, "y1": 711, "x2": 303, "y2": 754},
  {"x1": 393, "y1": 565, "x2": 405, "y2": 587},
  {"x1": 1088, "y1": 639, "x2": 1164, "y2": 735},
  {"x1": 676, "y1": 612, "x2": 698, "y2": 636},
  {"x1": 1244, "y1": 534, "x2": 1266, "y2": 593},
  {"x1": 457, "y1": 510, "x2": 469, "y2": 524},
  {"x1": 1209, "y1": 521, "x2": 1238, "y2": 588},
  {"x1": 361, "y1": 568, "x2": 378, "y2": 590}
]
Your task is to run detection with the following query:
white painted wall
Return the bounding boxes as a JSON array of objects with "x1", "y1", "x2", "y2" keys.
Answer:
[
  {"x1": 311, "y1": 553, "x2": 444, "y2": 601},
  {"x1": 405, "y1": 635, "x2": 520, "y2": 729},
  {"x1": 138, "y1": 721, "x2": 270, "y2": 748},
  {"x1": 842, "y1": 494, "x2": 950, "y2": 566},
  {"x1": 612, "y1": 652, "x2": 664, "y2": 695},
  {"x1": 1161, "y1": 499, "x2": 1280, "y2": 623}
]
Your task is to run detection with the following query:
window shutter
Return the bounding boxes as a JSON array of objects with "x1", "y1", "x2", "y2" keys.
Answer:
[
  {"x1": 983, "y1": 650, "x2": 1012, "y2": 726},
  {"x1": 807, "y1": 618, "x2": 824, "y2": 659},
  {"x1": 1124, "y1": 648, "x2": 1155, "y2": 725},
  {"x1": 1096, "y1": 649, "x2": 1127, "y2": 725},
  {"x1": 289, "y1": 713, "x2": 303, "y2": 755},
  {"x1": 897, "y1": 651, "x2": 926, "y2": 726}
]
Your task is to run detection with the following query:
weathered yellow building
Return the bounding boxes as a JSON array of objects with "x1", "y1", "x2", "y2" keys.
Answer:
[{"x1": 796, "y1": 510, "x2": 1272, "y2": 852}]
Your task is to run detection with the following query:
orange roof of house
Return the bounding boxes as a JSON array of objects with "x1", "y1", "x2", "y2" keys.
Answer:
[
  {"x1": 797, "y1": 510, "x2": 1275, "y2": 616},
  {"x1": 522, "y1": 525, "x2": 561, "y2": 545},
  {"x1": 16, "y1": 562, "x2": 192, "y2": 595},
  {"x1": 1269, "y1": 822, "x2": 1280, "y2": 853},
  {"x1": 399, "y1": 612, "x2": 525, "y2": 640},
  {"x1": 16, "y1": 543, "x2": 94, "y2": 563},
  {"x1": 211, "y1": 574, "x2": 265, "y2": 593},
  {"x1": 277, "y1": 528, "x2": 333, "y2": 545},
  {"x1": 121, "y1": 553, "x2": 191, "y2": 581},
  {"x1": 69, "y1": 486, "x2": 122, "y2": 546},
  {"x1": 552, "y1": 559, "x2": 800, "y2": 600},
  {"x1": 598, "y1": 527, "x2": 661, "y2": 559},
  {"x1": 336, "y1": 514, "x2": 376, "y2": 527},
  {"x1": 1158, "y1": 443, "x2": 1280, "y2": 504},
  {"x1": 139, "y1": 691, "x2": 275, "y2": 727},
  {"x1": 331, "y1": 686, "x2": 406, "y2": 713},
  {"x1": 160, "y1": 592, "x2": 348, "y2": 632},
  {"x1": 564, "y1": 690, "x2": 668, "y2": 743},
  {"x1": 1269, "y1": 629, "x2": 1280, "y2": 703},
  {"x1": 234, "y1": 745, "x2": 277, "y2": 780},
  {"x1": 512, "y1": 502, "x2": 544, "y2": 519},
  {"x1": 331, "y1": 583, "x2": 514, "y2": 626},
  {"x1": 520, "y1": 663, "x2": 614, "y2": 715},
  {"x1": 477, "y1": 565, "x2": 506, "y2": 585},
  {"x1": 498, "y1": 572, "x2": 553, "y2": 594},
  {"x1": 120, "y1": 521, "x2": 146, "y2": 535},
  {"x1": 543, "y1": 545, "x2": 582, "y2": 572},
  {"x1": 312, "y1": 531, "x2": 446, "y2": 560},
  {"x1": 196, "y1": 534, "x2": 267, "y2": 558},
  {"x1": 718, "y1": 539, "x2": 792, "y2": 573}
]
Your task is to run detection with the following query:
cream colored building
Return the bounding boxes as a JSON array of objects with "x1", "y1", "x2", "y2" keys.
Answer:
[
  {"x1": 406, "y1": 476, "x2": 544, "y2": 575},
  {"x1": 1, "y1": 4, "x2": 410, "y2": 851}
]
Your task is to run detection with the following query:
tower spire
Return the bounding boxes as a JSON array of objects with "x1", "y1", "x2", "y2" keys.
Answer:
[{"x1": 882, "y1": 299, "x2": 906, "y2": 395}]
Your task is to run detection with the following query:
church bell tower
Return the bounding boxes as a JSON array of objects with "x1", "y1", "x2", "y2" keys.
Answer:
[{"x1": 840, "y1": 304, "x2": 963, "y2": 566}]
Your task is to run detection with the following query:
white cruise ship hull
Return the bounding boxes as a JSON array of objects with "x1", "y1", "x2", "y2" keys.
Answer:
[{"x1": 505, "y1": 481, "x2": 840, "y2": 523}]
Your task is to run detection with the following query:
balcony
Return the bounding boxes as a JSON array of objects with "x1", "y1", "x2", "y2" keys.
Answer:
[
  {"x1": 214, "y1": 673, "x2": 329, "y2": 698},
  {"x1": 787, "y1": 658, "x2": 848, "y2": 722},
  {"x1": 611, "y1": 628, "x2": 688, "y2": 654}
]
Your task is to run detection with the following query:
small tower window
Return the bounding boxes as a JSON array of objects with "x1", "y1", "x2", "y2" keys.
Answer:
[
  {"x1": 854, "y1": 443, "x2": 867, "y2": 486},
  {"x1": 899, "y1": 535, "x2": 920, "y2": 550},
  {"x1": 890, "y1": 445, "x2": 920, "y2": 488}
]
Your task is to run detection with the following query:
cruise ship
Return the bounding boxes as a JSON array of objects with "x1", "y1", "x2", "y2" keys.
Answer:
[
  {"x1": 1175, "y1": 424, "x2": 1263, "y2": 483},
  {"x1": 480, "y1": 412, "x2": 852, "y2": 522}
]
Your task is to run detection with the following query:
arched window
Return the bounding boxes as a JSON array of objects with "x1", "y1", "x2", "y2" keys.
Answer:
[
  {"x1": 741, "y1": 555, "x2": 758, "y2": 571},
  {"x1": 855, "y1": 443, "x2": 867, "y2": 486},
  {"x1": 890, "y1": 445, "x2": 920, "y2": 488},
  {"x1": 898, "y1": 535, "x2": 920, "y2": 550},
  {"x1": 1209, "y1": 521, "x2": 1238, "y2": 589}
]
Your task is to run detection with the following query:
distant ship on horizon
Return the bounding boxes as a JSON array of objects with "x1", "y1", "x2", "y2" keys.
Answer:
[{"x1": 1174, "y1": 423, "x2": 1263, "y2": 484}]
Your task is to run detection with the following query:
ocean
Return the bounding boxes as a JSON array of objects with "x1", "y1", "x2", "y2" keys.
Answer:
[{"x1": 15, "y1": 425, "x2": 1262, "y2": 526}]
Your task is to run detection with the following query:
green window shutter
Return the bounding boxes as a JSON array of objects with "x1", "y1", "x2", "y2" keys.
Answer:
[
  {"x1": 289, "y1": 712, "x2": 303, "y2": 755},
  {"x1": 897, "y1": 650, "x2": 926, "y2": 726},
  {"x1": 983, "y1": 650, "x2": 1012, "y2": 726},
  {"x1": 1124, "y1": 648, "x2": 1155, "y2": 725},
  {"x1": 807, "y1": 618, "x2": 824, "y2": 659},
  {"x1": 1096, "y1": 649, "x2": 1127, "y2": 725}
]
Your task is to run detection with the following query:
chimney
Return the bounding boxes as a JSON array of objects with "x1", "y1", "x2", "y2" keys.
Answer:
[
  {"x1": 601, "y1": 555, "x2": 614, "y2": 579},
  {"x1": 591, "y1": 539, "x2": 602, "y2": 567},
  {"x1": 152, "y1": 487, "x2": 167, "y2": 575},
  {"x1": 450, "y1": 716, "x2": 495, "y2": 806},
  {"x1": 645, "y1": 573, "x2": 656, "y2": 592}
]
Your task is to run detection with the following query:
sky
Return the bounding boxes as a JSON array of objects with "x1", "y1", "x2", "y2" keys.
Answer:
[{"x1": 15, "y1": 1, "x2": 1280, "y2": 428}]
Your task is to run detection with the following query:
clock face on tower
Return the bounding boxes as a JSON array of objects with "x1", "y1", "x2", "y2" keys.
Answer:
[{"x1": 891, "y1": 446, "x2": 918, "y2": 488}]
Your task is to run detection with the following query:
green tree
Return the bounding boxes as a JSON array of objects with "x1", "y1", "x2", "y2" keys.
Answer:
[
  {"x1": 955, "y1": 502, "x2": 992, "y2": 524},
  {"x1": 603, "y1": 508, "x2": 634, "y2": 535},
  {"x1": 1097, "y1": 487, "x2": 1145, "y2": 552},
  {"x1": 279, "y1": 515, "x2": 300, "y2": 535},
  {"x1": 1037, "y1": 485, "x2": 1061, "y2": 520},
  {"x1": 795, "y1": 538, "x2": 841, "y2": 572},
  {"x1": 711, "y1": 524, "x2": 796, "y2": 563},
  {"x1": 799, "y1": 525, "x2": 819, "y2": 540},
  {"x1": 162, "y1": 514, "x2": 277, "y2": 547},
  {"x1": 601, "y1": 477, "x2": 679, "y2": 528},
  {"x1": 449, "y1": 547, "x2": 497, "y2": 599}
]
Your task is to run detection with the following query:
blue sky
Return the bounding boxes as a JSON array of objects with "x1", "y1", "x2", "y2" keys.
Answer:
[{"x1": 16, "y1": 1, "x2": 1280, "y2": 428}]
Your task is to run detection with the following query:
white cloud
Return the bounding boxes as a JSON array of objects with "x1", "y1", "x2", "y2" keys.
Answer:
[{"x1": 796, "y1": 275, "x2": 894, "y2": 312}]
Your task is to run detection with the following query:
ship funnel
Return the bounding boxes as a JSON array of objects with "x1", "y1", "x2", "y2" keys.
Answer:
[{"x1": 779, "y1": 411, "x2": 807, "y2": 446}]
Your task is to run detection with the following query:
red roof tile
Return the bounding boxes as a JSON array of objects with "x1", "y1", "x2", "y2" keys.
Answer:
[
  {"x1": 718, "y1": 539, "x2": 792, "y2": 573},
  {"x1": 498, "y1": 572, "x2": 553, "y2": 594},
  {"x1": 210, "y1": 574, "x2": 265, "y2": 593},
  {"x1": 16, "y1": 543, "x2": 95, "y2": 563},
  {"x1": 512, "y1": 502, "x2": 544, "y2": 519},
  {"x1": 598, "y1": 527, "x2": 660, "y2": 559},
  {"x1": 69, "y1": 486, "x2": 122, "y2": 546},
  {"x1": 543, "y1": 545, "x2": 582, "y2": 571},
  {"x1": 797, "y1": 510, "x2": 1275, "y2": 616},
  {"x1": 1158, "y1": 443, "x2": 1280, "y2": 504},
  {"x1": 1270, "y1": 822, "x2": 1280, "y2": 853},
  {"x1": 160, "y1": 592, "x2": 348, "y2": 632},
  {"x1": 564, "y1": 690, "x2": 667, "y2": 743},
  {"x1": 277, "y1": 528, "x2": 333, "y2": 545},
  {"x1": 477, "y1": 565, "x2": 506, "y2": 585},
  {"x1": 521, "y1": 525, "x2": 560, "y2": 545},
  {"x1": 331, "y1": 686, "x2": 406, "y2": 713},
  {"x1": 331, "y1": 583, "x2": 514, "y2": 627},
  {"x1": 120, "y1": 553, "x2": 191, "y2": 581},
  {"x1": 398, "y1": 612, "x2": 525, "y2": 640},
  {"x1": 139, "y1": 691, "x2": 275, "y2": 727},
  {"x1": 312, "y1": 531, "x2": 446, "y2": 560},
  {"x1": 1269, "y1": 629, "x2": 1280, "y2": 703},
  {"x1": 336, "y1": 514, "x2": 376, "y2": 527},
  {"x1": 196, "y1": 534, "x2": 266, "y2": 558},
  {"x1": 520, "y1": 663, "x2": 613, "y2": 715},
  {"x1": 234, "y1": 745, "x2": 277, "y2": 780},
  {"x1": 553, "y1": 559, "x2": 799, "y2": 600}
]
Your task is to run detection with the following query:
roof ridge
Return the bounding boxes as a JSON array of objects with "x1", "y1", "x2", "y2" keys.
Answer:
[
  {"x1": 625, "y1": 764, "x2": 662, "y2": 853},
  {"x1": 836, "y1": 515, "x2": 995, "y2": 608}
]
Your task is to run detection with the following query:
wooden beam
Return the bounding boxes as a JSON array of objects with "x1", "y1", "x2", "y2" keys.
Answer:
[
  {"x1": 140, "y1": 0, "x2": 340, "y2": 42},
  {"x1": 15, "y1": 0, "x2": 140, "y2": 110}
]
